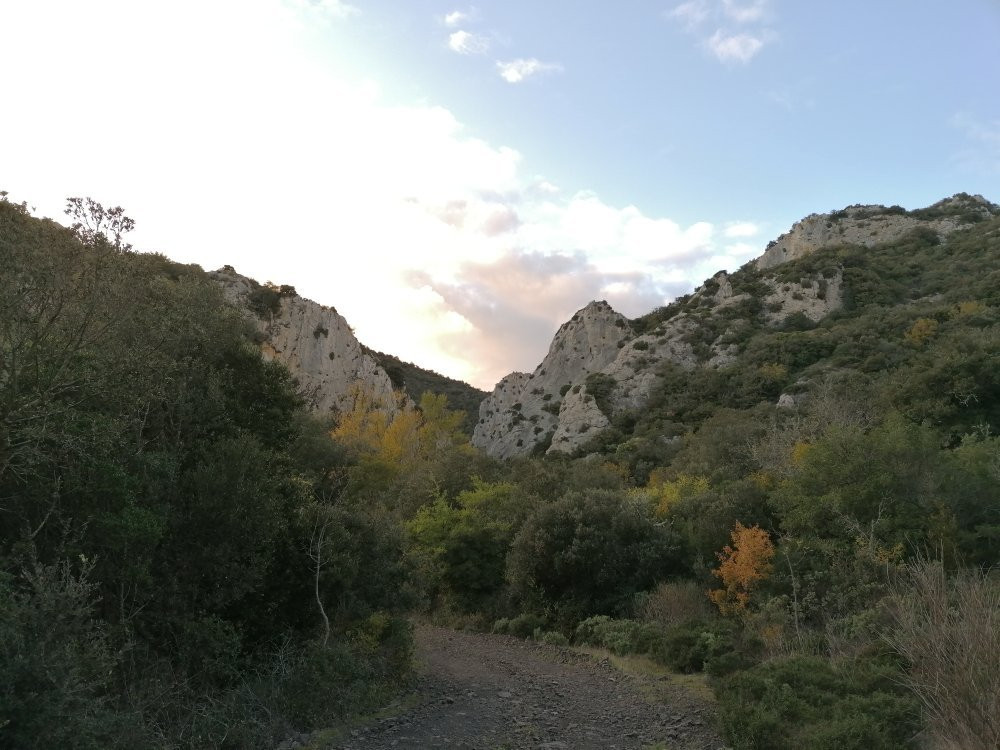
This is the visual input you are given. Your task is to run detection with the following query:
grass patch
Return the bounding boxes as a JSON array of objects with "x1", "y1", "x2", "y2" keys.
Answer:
[{"x1": 575, "y1": 645, "x2": 716, "y2": 704}]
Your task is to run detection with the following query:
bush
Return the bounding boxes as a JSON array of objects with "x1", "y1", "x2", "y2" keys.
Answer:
[
  {"x1": 247, "y1": 281, "x2": 296, "y2": 318},
  {"x1": 507, "y1": 489, "x2": 682, "y2": 623},
  {"x1": 716, "y1": 655, "x2": 919, "y2": 750},
  {"x1": 0, "y1": 559, "x2": 143, "y2": 749},
  {"x1": 648, "y1": 618, "x2": 741, "y2": 674},
  {"x1": 643, "y1": 581, "x2": 713, "y2": 628},
  {"x1": 492, "y1": 613, "x2": 547, "y2": 639},
  {"x1": 534, "y1": 629, "x2": 569, "y2": 647},
  {"x1": 575, "y1": 616, "x2": 635, "y2": 653}
]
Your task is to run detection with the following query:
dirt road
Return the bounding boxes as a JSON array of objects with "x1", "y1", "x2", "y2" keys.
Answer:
[{"x1": 333, "y1": 624, "x2": 728, "y2": 750}]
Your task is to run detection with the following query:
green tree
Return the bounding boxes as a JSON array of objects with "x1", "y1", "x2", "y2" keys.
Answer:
[{"x1": 507, "y1": 488, "x2": 682, "y2": 622}]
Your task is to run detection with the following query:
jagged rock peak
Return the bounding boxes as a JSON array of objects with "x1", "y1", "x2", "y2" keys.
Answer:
[
  {"x1": 471, "y1": 300, "x2": 631, "y2": 458},
  {"x1": 209, "y1": 266, "x2": 401, "y2": 416},
  {"x1": 756, "y1": 192, "x2": 998, "y2": 270}
]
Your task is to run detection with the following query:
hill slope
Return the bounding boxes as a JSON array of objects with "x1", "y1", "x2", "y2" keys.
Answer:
[{"x1": 472, "y1": 193, "x2": 1000, "y2": 461}]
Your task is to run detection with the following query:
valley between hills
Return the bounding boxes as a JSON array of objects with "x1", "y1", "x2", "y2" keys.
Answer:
[{"x1": 1, "y1": 192, "x2": 998, "y2": 749}]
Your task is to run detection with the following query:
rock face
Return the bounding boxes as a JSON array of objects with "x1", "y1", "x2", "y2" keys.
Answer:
[
  {"x1": 756, "y1": 194, "x2": 994, "y2": 270},
  {"x1": 473, "y1": 193, "x2": 998, "y2": 459},
  {"x1": 211, "y1": 267, "x2": 400, "y2": 416},
  {"x1": 471, "y1": 301, "x2": 630, "y2": 458}
]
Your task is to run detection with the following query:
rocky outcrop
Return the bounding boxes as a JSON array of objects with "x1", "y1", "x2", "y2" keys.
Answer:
[
  {"x1": 756, "y1": 194, "x2": 995, "y2": 270},
  {"x1": 763, "y1": 270, "x2": 844, "y2": 324},
  {"x1": 548, "y1": 384, "x2": 611, "y2": 454},
  {"x1": 473, "y1": 194, "x2": 1000, "y2": 459},
  {"x1": 211, "y1": 267, "x2": 401, "y2": 416},
  {"x1": 471, "y1": 301, "x2": 630, "y2": 458}
]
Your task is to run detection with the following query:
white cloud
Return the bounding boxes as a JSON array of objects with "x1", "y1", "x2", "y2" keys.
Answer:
[
  {"x1": 0, "y1": 0, "x2": 762, "y2": 391},
  {"x1": 667, "y1": 0, "x2": 774, "y2": 63},
  {"x1": 722, "y1": 0, "x2": 768, "y2": 24},
  {"x1": 496, "y1": 58, "x2": 563, "y2": 83},
  {"x1": 287, "y1": 0, "x2": 359, "y2": 20},
  {"x1": 667, "y1": 0, "x2": 710, "y2": 30},
  {"x1": 706, "y1": 29, "x2": 764, "y2": 63},
  {"x1": 448, "y1": 30, "x2": 490, "y2": 55},
  {"x1": 444, "y1": 9, "x2": 473, "y2": 28}
]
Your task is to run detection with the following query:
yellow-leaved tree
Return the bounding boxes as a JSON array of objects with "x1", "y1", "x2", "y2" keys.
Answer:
[
  {"x1": 709, "y1": 522, "x2": 775, "y2": 615},
  {"x1": 331, "y1": 386, "x2": 471, "y2": 503},
  {"x1": 639, "y1": 470, "x2": 710, "y2": 518}
]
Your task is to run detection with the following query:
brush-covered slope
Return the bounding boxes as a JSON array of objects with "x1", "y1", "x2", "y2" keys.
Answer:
[
  {"x1": 472, "y1": 193, "x2": 1000, "y2": 461},
  {"x1": 362, "y1": 348, "x2": 487, "y2": 434}
]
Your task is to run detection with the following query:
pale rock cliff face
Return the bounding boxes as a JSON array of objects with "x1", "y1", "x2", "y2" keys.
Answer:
[
  {"x1": 211, "y1": 267, "x2": 400, "y2": 416},
  {"x1": 756, "y1": 195, "x2": 994, "y2": 270},
  {"x1": 471, "y1": 301, "x2": 629, "y2": 458},
  {"x1": 763, "y1": 270, "x2": 844, "y2": 324},
  {"x1": 602, "y1": 315, "x2": 699, "y2": 414},
  {"x1": 548, "y1": 384, "x2": 611, "y2": 454}
]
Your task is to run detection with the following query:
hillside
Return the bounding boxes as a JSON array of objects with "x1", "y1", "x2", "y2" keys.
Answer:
[
  {"x1": 207, "y1": 267, "x2": 486, "y2": 434},
  {"x1": 4, "y1": 190, "x2": 998, "y2": 750},
  {"x1": 362, "y1": 348, "x2": 487, "y2": 435},
  {"x1": 473, "y1": 192, "x2": 1000, "y2": 466}
]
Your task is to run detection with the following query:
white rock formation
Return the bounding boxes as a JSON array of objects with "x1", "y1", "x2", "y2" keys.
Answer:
[
  {"x1": 763, "y1": 270, "x2": 844, "y2": 324},
  {"x1": 211, "y1": 267, "x2": 401, "y2": 416},
  {"x1": 548, "y1": 384, "x2": 611, "y2": 454},
  {"x1": 471, "y1": 301, "x2": 630, "y2": 458},
  {"x1": 756, "y1": 195, "x2": 993, "y2": 270}
]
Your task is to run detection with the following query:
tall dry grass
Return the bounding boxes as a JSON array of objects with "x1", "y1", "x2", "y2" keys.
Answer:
[{"x1": 885, "y1": 561, "x2": 1000, "y2": 750}]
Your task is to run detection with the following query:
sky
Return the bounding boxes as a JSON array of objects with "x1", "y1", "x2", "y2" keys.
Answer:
[{"x1": 2, "y1": 0, "x2": 999, "y2": 390}]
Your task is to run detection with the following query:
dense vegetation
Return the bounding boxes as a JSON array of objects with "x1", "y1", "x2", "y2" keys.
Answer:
[
  {"x1": 3, "y1": 192, "x2": 998, "y2": 749},
  {"x1": 363, "y1": 348, "x2": 486, "y2": 435},
  {"x1": 403, "y1": 204, "x2": 1000, "y2": 749},
  {"x1": 0, "y1": 196, "x2": 414, "y2": 748}
]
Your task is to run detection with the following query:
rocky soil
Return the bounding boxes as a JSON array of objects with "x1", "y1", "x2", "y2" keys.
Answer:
[{"x1": 331, "y1": 625, "x2": 728, "y2": 750}]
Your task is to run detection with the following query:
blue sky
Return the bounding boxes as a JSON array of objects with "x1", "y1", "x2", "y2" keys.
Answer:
[{"x1": 2, "y1": 1, "x2": 999, "y2": 388}]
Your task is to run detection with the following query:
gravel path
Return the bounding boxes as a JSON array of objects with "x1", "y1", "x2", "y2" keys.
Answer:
[{"x1": 333, "y1": 624, "x2": 728, "y2": 750}]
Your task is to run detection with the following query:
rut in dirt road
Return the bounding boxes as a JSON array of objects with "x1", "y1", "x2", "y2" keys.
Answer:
[{"x1": 335, "y1": 625, "x2": 729, "y2": 750}]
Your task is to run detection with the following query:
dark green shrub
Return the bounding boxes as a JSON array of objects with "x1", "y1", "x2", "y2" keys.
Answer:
[
  {"x1": 573, "y1": 616, "x2": 665, "y2": 656},
  {"x1": 492, "y1": 613, "x2": 547, "y2": 639},
  {"x1": 247, "y1": 282, "x2": 296, "y2": 318},
  {"x1": 716, "y1": 656, "x2": 919, "y2": 750},
  {"x1": 507, "y1": 490, "x2": 682, "y2": 623},
  {"x1": 0, "y1": 561, "x2": 128, "y2": 750},
  {"x1": 648, "y1": 618, "x2": 740, "y2": 673},
  {"x1": 534, "y1": 629, "x2": 570, "y2": 646}
]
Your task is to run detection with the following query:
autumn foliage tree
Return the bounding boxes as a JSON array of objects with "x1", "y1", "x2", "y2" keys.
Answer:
[
  {"x1": 709, "y1": 522, "x2": 775, "y2": 615},
  {"x1": 330, "y1": 386, "x2": 472, "y2": 506}
]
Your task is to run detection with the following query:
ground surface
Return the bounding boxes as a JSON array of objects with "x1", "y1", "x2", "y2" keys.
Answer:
[{"x1": 328, "y1": 624, "x2": 728, "y2": 750}]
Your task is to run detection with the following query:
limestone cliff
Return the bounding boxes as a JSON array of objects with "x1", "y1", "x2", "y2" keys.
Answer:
[
  {"x1": 211, "y1": 267, "x2": 401, "y2": 416},
  {"x1": 471, "y1": 301, "x2": 629, "y2": 458},
  {"x1": 756, "y1": 194, "x2": 994, "y2": 270}
]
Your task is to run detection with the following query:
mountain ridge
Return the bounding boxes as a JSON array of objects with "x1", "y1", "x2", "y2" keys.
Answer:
[{"x1": 471, "y1": 192, "x2": 1000, "y2": 459}]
